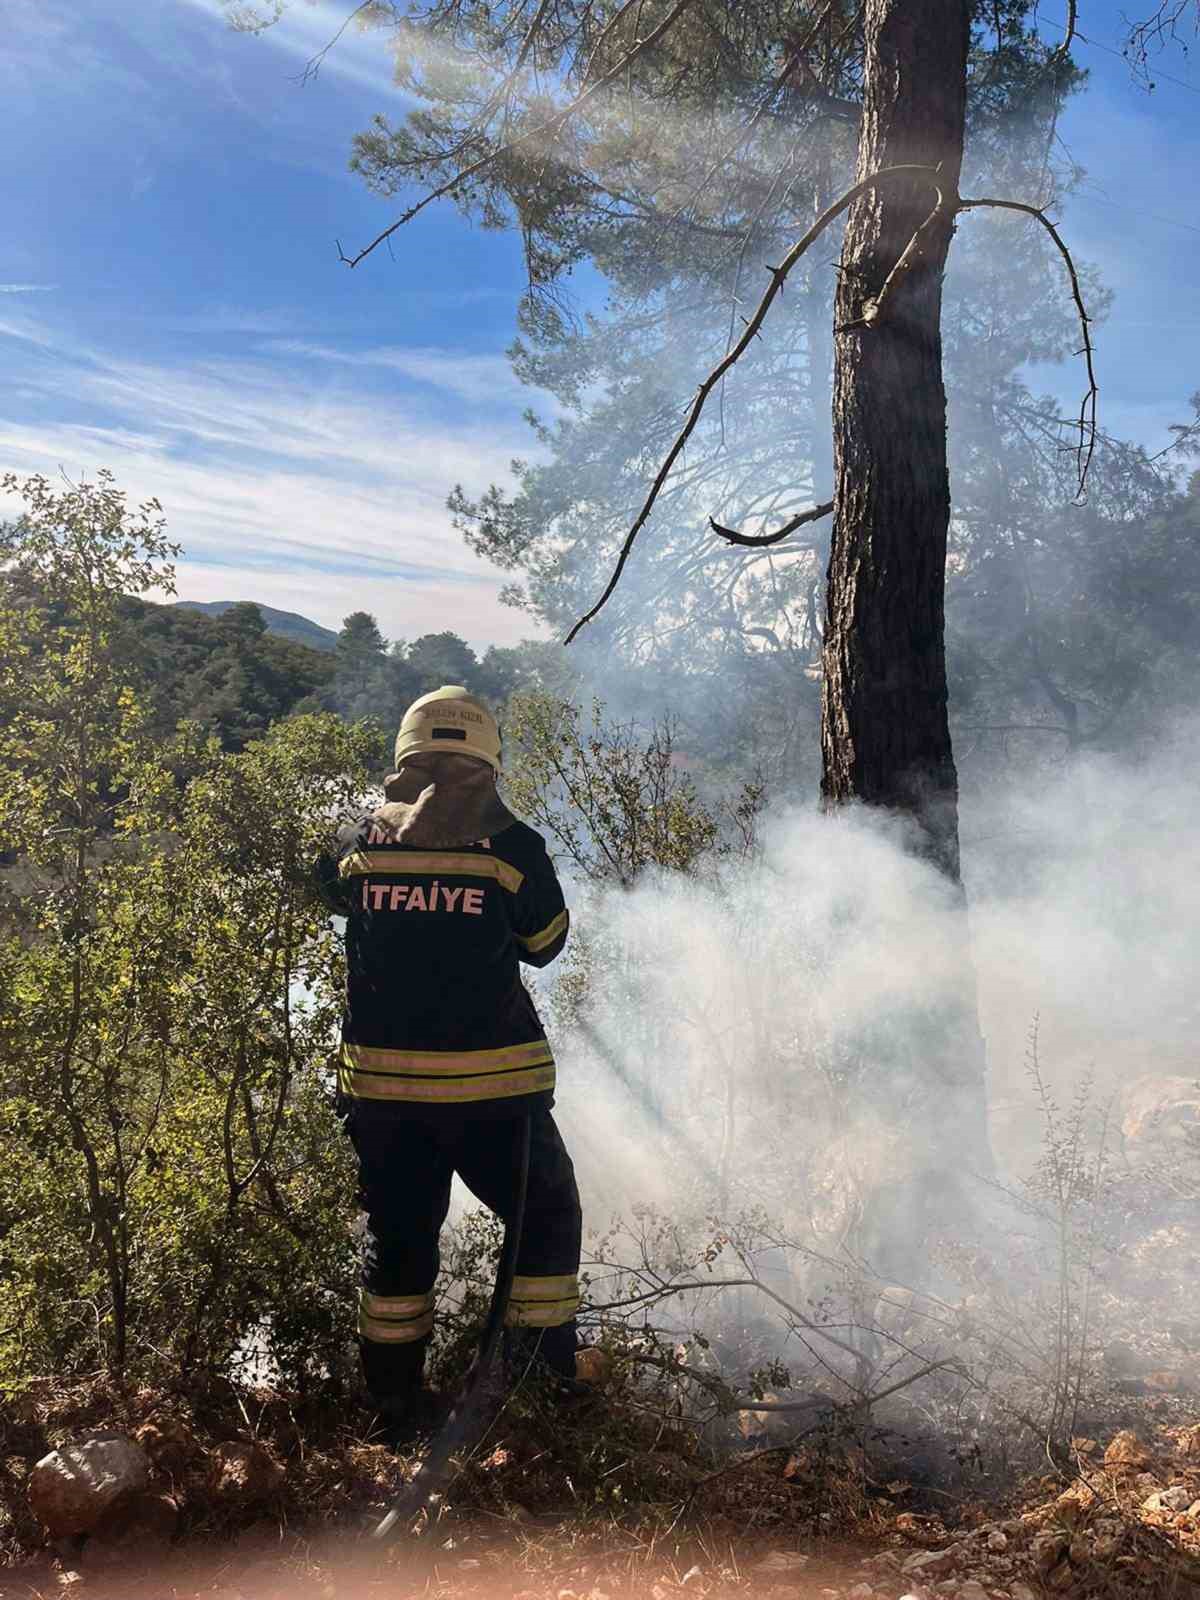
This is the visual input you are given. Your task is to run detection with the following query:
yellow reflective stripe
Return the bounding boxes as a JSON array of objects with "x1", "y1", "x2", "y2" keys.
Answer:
[
  {"x1": 340, "y1": 1065, "x2": 556, "y2": 1104},
  {"x1": 506, "y1": 1299, "x2": 579, "y2": 1329},
  {"x1": 358, "y1": 1287, "x2": 436, "y2": 1343},
  {"x1": 342, "y1": 1040, "x2": 553, "y2": 1077},
  {"x1": 511, "y1": 1274, "x2": 578, "y2": 1302},
  {"x1": 507, "y1": 1272, "x2": 579, "y2": 1327},
  {"x1": 359, "y1": 1310, "x2": 435, "y2": 1343},
  {"x1": 361, "y1": 1290, "x2": 434, "y2": 1319},
  {"x1": 506, "y1": 1303, "x2": 576, "y2": 1328},
  {"x1": 517, "y1": 908, "x2": 569, "y2": 954},
  {"x1": 338, "y1": 851, "x2": 523, "y2": 892}
]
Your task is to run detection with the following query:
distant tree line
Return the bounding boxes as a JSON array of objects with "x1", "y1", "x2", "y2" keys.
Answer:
[
  {"x1": 307, "y1": 609, "x2": 569, "y2": 735},
  {"x1": 12, "y1": 587, "x2": 568, "y2": 760},
  {"x1": 10, "y1": 454, "x2": 1198, "y2": 802}
]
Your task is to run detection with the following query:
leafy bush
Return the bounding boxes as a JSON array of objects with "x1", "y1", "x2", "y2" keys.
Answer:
[{"x1": 0, "y1": 473, "x2": 378, "y2": 1397}]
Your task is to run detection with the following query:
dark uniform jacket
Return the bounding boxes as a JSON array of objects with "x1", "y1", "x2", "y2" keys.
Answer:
[{"x1": 316, "y1": 816, "x2": 569, "y2": 1117}]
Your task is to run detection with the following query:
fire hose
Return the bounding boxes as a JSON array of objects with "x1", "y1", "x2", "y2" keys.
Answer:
[{"x1": 371, "y1": 1112, "x2": 532, "y2": 1543}]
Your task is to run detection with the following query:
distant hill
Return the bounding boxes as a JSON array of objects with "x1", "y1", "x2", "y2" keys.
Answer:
[
  {"x1": 117, "y1": 596, "x2": 336, "y2": 751},
  {"x1": 174, "y1": 600, "x2": 338, "y2": 652}
]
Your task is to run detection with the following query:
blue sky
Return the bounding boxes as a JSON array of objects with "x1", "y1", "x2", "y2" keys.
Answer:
[{"x1": 3, "y1": 0, "x2": 1198, "y2": 649}]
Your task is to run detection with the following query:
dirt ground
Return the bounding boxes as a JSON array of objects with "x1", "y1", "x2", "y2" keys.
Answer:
[
  {"x1": 0, "y1": 1518, "x2": 886, "y2": 1600},
  {"x1": 6, "y1": 1400, "x2": 1200, "y2": 1600}
]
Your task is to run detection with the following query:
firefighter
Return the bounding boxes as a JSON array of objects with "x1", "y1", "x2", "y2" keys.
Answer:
[{"x1": 315, "y1": 685, "x2": 581, "y2": 1443}]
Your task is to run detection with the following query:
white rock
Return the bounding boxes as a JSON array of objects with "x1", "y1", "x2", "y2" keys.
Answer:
[
  {"x1": 28, "y1": 1436, "x2": 150, "y2": 1539},
  {"x1": 1143, "y1": 1484, "x2": 1192, "y2": 1513},
  {"x1": 848, "y1": 1585, "x2": 874, "y2": 1599},
  {"x1": 902, "y1": 1547, "x2": 961, "y2": 1578},
  {"x1": 866, "y1": 1551, "x2": 903, "y2": 1570},
  {"x1": 756, "y1": 1551, "x2": 812, "y2": 1574},
  {"x1": 986, "y1": 1531, "x2": 1009, "y2": 1552}
]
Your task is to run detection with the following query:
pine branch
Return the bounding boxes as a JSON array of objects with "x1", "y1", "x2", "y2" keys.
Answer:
[
  {"x1": 336, "y1": 0, "x2": 700, "y2": 269},
  {"x1": 563, "y1": 163, "x2": 945, "y2": 644},
  {"x1": 564, "y1": 168, "x2": 1101, "y2": 642}
]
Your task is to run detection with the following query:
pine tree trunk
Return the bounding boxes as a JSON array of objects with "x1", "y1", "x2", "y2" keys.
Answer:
[
  {"x1": 820, "y1": 0, "x2": 993, "y2": 1252},
  {"x1": 822, "y1": 0, "x2": 969, "y2": 879}
]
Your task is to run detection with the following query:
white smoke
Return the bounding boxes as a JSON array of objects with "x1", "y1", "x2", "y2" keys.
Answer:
[
  {"x1": 545, "y1": 719, "x2": 1200, "y2": 1229},
  {"x1": 965, "y1": 721, "x2": 1200, "y2": 1164}
]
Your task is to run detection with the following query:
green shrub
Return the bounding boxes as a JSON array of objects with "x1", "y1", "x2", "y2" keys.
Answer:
[{"x1": 0, "y1": 473, "x2": 376, "y2": 1397}]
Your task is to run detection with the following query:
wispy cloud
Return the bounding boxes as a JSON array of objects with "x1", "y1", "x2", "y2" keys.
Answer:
[
  {"x1": 0, "y1": 315, "x2": 545, "y2": 647},
  {"x1": 5, "y1": 1, "x2": 152, "y2": 103},
  {"x1": 267, "y1": 340, "x2": 541, "y2": 408},
  {"x1": 0, "y1": 284, "x2": 56, "y2": 294},
  {"x1": 157, "y1": 291, "x2": 508, "y2": 338}
]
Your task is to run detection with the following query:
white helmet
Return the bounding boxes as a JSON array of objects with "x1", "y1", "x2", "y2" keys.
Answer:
[{"x1": 393, "y1": 685, "x2": 501, "y2": 772}]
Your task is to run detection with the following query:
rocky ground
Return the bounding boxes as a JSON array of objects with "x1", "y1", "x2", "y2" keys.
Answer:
[{"x1": 4, "y1": 1379, "x2": 1200, "y2": 1600}]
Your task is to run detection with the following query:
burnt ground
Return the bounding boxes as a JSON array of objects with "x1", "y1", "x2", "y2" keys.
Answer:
[{"x1": 4, "y1": 1365, "x2": 1200, "y2": 1600}]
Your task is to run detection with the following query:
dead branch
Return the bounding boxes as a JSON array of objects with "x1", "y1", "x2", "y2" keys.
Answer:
[
  {"x1": 1125, "y1": 0, "x2": 1196, "y2": 80},
  {"x1": 1056, "y1": 0, "x2": 1079, "y2": 58},
  {"x1": 564, "y1": 167, "x2": 1100, "y2": 642},
  {"x1": 589, "y1": 1272, "x2": 869, "y2": 1367},
  {"x1": 462, "y1": 0, "x2": 560, "y2": 145},
  {"x1": 337, "y1": 0, "x2": 699, "y2": 269},
  {"x1": 562, "y1": 163, "x2": 946, "y2": 644},
  {"x1": 792, "y1": 52, "x2": 861, "y2": 121},
  {"x1": 576, "y1": 0, "x2": 650, "y2": 87},
  {"x1": 668, "y1": 0, "x2": 841, "y2": 230},
  {"x1": 717, "y1": 152, "x2": 803, "y2": 446},
  {"x1": 295, "y1": 1, "x2": 373, "y2": 87},
  {"x1": 834, "y1": 169, "x2": 954, "y2": 331},
  {"x1": 709, "y1": 499, "x2": 834, "y2": 546},
  {"x1": 682, "y1": 1358, "x2": 963, "y2": 1506},
  {"x1": 622, "y1": 1350, "x2": 827, "y2": 1413},
  {"x1": 958, "y1": 195, "x2": 1098, "y2": 498}
]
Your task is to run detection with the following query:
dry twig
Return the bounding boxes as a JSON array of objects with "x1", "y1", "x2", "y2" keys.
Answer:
[
  {"x1": 565, "y1": 168, "x2": 1100, "y2": 643},
  {"x1": 294, "y1": 0, "x2": 374, "y2": 87},
  {"x1": 562, "y1": 162, "x2": 946, "y2": 644},
  {"x1": 958, "y1": 194, "x2": 1098, "y2": 498},
  {"x1": 681, "y1": 1357, "x2": 963, "y2": 1508}
]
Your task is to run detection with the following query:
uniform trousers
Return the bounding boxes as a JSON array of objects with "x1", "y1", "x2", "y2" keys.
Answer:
[{"x1": 344, "y1": 1104, "x2": 582, "y2": 1398}]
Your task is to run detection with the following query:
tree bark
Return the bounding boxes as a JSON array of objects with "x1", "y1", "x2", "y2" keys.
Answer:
[
  {"x1": 820, "y1": 0, "x2": 993, "y2": 1253},
  {"x1": 822, "y1": 0, "x2": 969, "y2": 880}
]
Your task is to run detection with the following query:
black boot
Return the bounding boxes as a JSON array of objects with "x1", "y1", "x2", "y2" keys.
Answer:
[
  {"x1": 371, "y1": 1387, "x2": 452, "y2": 1450},
  {"x1": 503, "y1": 1326, "x2": 592, "y2": 1404}
]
